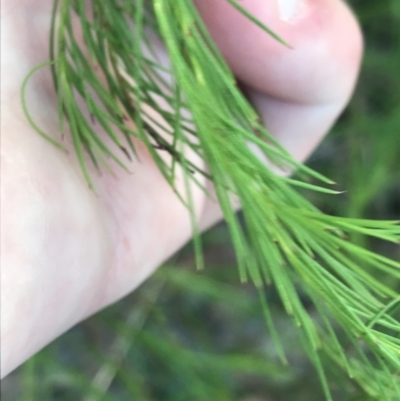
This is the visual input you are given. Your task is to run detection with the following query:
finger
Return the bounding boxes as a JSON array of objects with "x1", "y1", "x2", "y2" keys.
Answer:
[
  {"x1": 194, "y1": 0, "x2": 363, "y2": 161},
  {"x1": 196, "y1": 0, "x2": 363, "y2": 229}
]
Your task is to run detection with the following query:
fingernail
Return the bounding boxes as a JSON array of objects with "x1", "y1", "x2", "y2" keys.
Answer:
[{"x1": 277, "y1": 0, "x2": 302, "y2": 22}]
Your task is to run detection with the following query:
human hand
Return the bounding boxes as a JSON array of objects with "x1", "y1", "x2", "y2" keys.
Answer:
[{"x1": 1, "y1": 0, "x2": 362, "y2": 378}]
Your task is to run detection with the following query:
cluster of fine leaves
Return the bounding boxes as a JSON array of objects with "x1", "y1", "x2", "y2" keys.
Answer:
[{"x1": 19, "y1": 0, "x2": 400, "y2": 400}]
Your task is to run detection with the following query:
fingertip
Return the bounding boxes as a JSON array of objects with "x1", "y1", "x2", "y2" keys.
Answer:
[
  {"x1": 194, "y1": 0, "x2": 363, "y2": 166},
  {"x1": 194, "y1": 0, "x2": 363, "y2": 105}
]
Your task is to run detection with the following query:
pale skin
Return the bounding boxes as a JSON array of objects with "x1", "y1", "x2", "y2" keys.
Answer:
[{"x1": 1, "y1": 0, "x2": 363, "y2": 378}]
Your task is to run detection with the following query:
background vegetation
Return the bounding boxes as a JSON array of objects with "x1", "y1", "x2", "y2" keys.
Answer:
[{"x1": 2, "y1": 0, "x2": 399, "y2": 400}]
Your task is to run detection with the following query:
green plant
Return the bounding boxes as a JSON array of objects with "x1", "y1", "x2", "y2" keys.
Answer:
[{"x1": 20, "y1": 1, "x2": 400, "y2": 400}]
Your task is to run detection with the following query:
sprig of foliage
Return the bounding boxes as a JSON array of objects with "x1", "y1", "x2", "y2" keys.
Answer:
[{"x1": 22, "y1": 0, "x2": 400, "y2": 399}]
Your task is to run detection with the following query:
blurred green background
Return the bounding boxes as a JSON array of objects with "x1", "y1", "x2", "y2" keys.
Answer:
[{"x1": 2, "y1": 1, "x2": 399, "y2": 400}]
